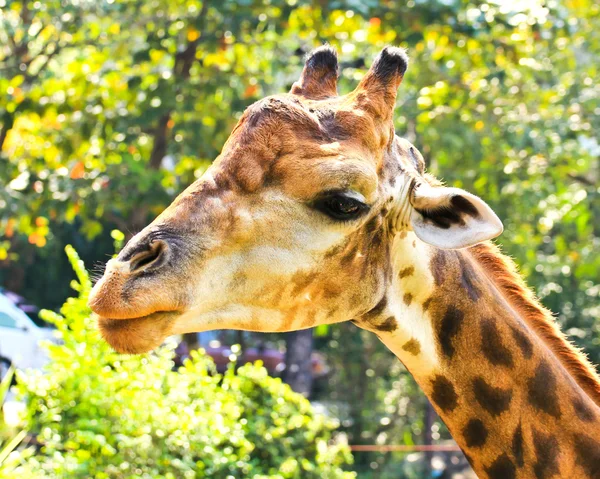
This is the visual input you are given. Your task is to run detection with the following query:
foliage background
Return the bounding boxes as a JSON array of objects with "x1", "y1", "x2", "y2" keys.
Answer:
[{"x1": 1, "y1": 0, "x2": 598, "y2": 477}]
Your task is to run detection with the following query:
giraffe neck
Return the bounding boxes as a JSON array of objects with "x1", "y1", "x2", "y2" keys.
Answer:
[{"x1": 359, "y1": 232, "x2": 600, "y2": 478}]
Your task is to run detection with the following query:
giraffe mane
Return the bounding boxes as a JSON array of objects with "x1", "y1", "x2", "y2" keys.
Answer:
[{"x1": 469, "y1": 241, "x2": 600, "y2": 407}]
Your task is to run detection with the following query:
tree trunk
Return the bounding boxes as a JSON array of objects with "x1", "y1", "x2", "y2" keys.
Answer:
[
  {"x1": 148, "y1": 113, "x2": 171, "y2": 170},
  {"x1": 0, "y1": 111, "x2": 15, "y2": 154},
  {"x1": 423, "y1": 399, "x2": 435, "y2": 478},
  {"x1": 283, "y1": 329, "x2": 313, "y2": 397}
]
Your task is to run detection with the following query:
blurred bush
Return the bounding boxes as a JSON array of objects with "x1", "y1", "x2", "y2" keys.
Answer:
[
  {"x1": 9, "y1": 246, "x2": 354, "y2": 478},
  {"x1": 0, "y1": 366, "x2": 32, "y2": 477}
]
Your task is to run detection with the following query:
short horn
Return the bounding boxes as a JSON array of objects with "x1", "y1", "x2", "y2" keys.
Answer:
[
  {"x1": 290, "y1": 45, "x2": 339, "y2": 99},
  {"x1": 351, "y1": 46, "x2": 408, "y2": 120}
]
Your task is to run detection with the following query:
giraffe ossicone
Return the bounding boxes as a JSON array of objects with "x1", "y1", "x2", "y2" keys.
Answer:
[{"x1": 89, "y1": 45, "x2": 600, "y2": 478}]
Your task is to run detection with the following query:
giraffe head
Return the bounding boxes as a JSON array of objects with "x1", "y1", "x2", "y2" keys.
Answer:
[{"x1": 89, "y1": 46, "x2": 503, "y2": 353}]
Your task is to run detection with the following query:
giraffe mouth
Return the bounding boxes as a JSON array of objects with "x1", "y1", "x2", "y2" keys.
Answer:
[{"x1": 96, "y1": 311, "x2": 180, "y2": 354}]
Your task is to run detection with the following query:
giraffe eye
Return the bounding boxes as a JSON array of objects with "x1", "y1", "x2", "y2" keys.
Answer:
[{"x1": 314, "y1": 191, "x2": 369, "y2": 221}]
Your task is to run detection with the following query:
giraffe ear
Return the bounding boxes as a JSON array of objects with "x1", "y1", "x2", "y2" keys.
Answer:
[
  {"x1": 290, "y1": 45, "x2": 339, "y2": 99},
  {"x1": 409, "y1": 183, "x2": 503, "y2": 249},
  {"x1": 349, "y1": 46, "x2": 408, "y2": 122}
]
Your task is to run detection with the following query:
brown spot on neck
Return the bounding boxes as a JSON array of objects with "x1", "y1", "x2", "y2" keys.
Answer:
[
  {"x1": 532, "y1": 428, "x2": 560, "y2": 479},
  {"x1": 457, "y1": 253, "x2": 481, "y2": 301},
  {"x1": 375, "y1": 316, "x2": 397, "y2": 332},
  {"x1": 430, "y1": 375, "x2": 458, "y2": 413},
  {"x1": 469, "y1": 242, "x2": 600, "y2": 407},
  {"x1": 511, "y1": 423, "x2": 524, "y2": 468},
  {"x1": 472, "y1": 377, "x2": 512, "y2": 416},
  {"x1": 462, "y1": 418, "x2": 488, "y2": 448},
  {"x1": 527, "y1": 360, "x2": 561, "y2": 418},
  {"x1": 480, "y1": 318, "x2": 514, "y2": 368},
  {"x1": 574, "y1": 435, "x2": 600, "y2": 477},
  {"x1": 398, "y1": 266, "x2": 414, "y2": 278},
  {"x1": 430, "y1": 250, "x2": 448, "y2": 285},
  {"x1": 508, "y1": 323, "x2": 534, "y2": 359},
  {"x1": 401, "y1": 338, "x2": 421, "y2": 356},
  {"x1": 573, "y1": 396, "x2": 597, "y2": 422},
  {"x1": 485, "y1": 453, "x2": 516, "y2": 479},
  {"x1": 437, "y1": 306, "x2": 464, "y2": 359},
  {"x1": 422, "y1": 297, "x2": 433, "y2": 311}
]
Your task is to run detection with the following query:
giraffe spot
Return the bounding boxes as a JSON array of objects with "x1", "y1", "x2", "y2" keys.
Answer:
[
  {"x1": 512, "y1": 423, "x2": 524, "y2": 468},
  {"x1": 401, "y1": 338, "x2": 421, "y2": 356},
  {"x1": 573, "y1": 396, "x2": 596, "y2": 422},
  {"x1": 527, "y1": 361, "x2": 561, "y2": 418},
  {"x1": 462, "y1": 418, "x2": 488, "y2": 448},
  {"x1": 574, "y1": 435, "x2": 600, "y2": 478},
  {"x1": 412, "y1": 240, "x2": 416, "y2": 247},
  {"x1": 533, "y1": 428, "x2": 560, "y2": 479},
  {"x1": 480, "y1": 318, "x2": 514, "y2": 368},
  {"x1": 431, "y1": 375, "x2": 458, "y2": 413},
  {"x1": 430, "y1": 250, "x2": 447, "y2": 285},
  {"x1": 457, "y1": 254, "x2": 481, "y2": 301},
  {"x1": 375, "y1": 316, "x2": 397, "y2": 332},
  {"x1": 438, "y1": 306, "x2": 464, "y2": 359},
  {"x1": 399, "y1": 266, "x2": 414, "y2": 279},
  {"x1": 485, "y1": 453, "x2": 516, "y2": 479},
  {"x1": 508, "y1": 324, "x2": 533, "y2": 359},
  {"x1": 472, "y1": 377, "x2": 512, "y2": 416},
  {"x1": 403, "y1": 293, "x2": 413, "y2": 306},
  {"x1": 422, "y1": 297, "x2": 433, "y2": 312},
  {"x1": 398, "y1": 231, "x2": 408, "y2": 239}
]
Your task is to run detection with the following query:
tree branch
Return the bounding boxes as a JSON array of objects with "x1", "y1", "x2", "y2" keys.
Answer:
[
  {"x1": 23, "y1": 43, "x2": 61, "y2": 84},
  {"x1": 148, "y1": 113, "x2": 171, "y2": 170},
  {"x1": 0, "y1": 111, "x2": 15, "y2": 154},
  {"x1": 147, "y1": 1, "x2": 210, "y2": 170},
  {"x1": 568, "y1": 172, "x2": 595, "y2": 186}
]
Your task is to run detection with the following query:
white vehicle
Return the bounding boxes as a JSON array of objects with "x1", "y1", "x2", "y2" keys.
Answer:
[{"x1": 0, "y1": 291, "x2": 55, "y2": 379}]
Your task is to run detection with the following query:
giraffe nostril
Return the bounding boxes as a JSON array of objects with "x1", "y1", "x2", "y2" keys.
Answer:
[{"x1": 129, "y1": 240, "x2": 167, "y2": 273}]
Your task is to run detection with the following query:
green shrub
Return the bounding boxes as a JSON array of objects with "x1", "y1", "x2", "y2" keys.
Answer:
[
  {"x1": 0, "y1": 366, "x2": 33, "y2": 477},
  {"x1": 12, "y1": 246, "x2": 355, "y2": 478}
]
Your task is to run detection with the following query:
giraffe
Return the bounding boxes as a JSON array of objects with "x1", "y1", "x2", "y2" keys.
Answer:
[{"x1": 88, "y1": 46, "x2": 600, "y2": 478}]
